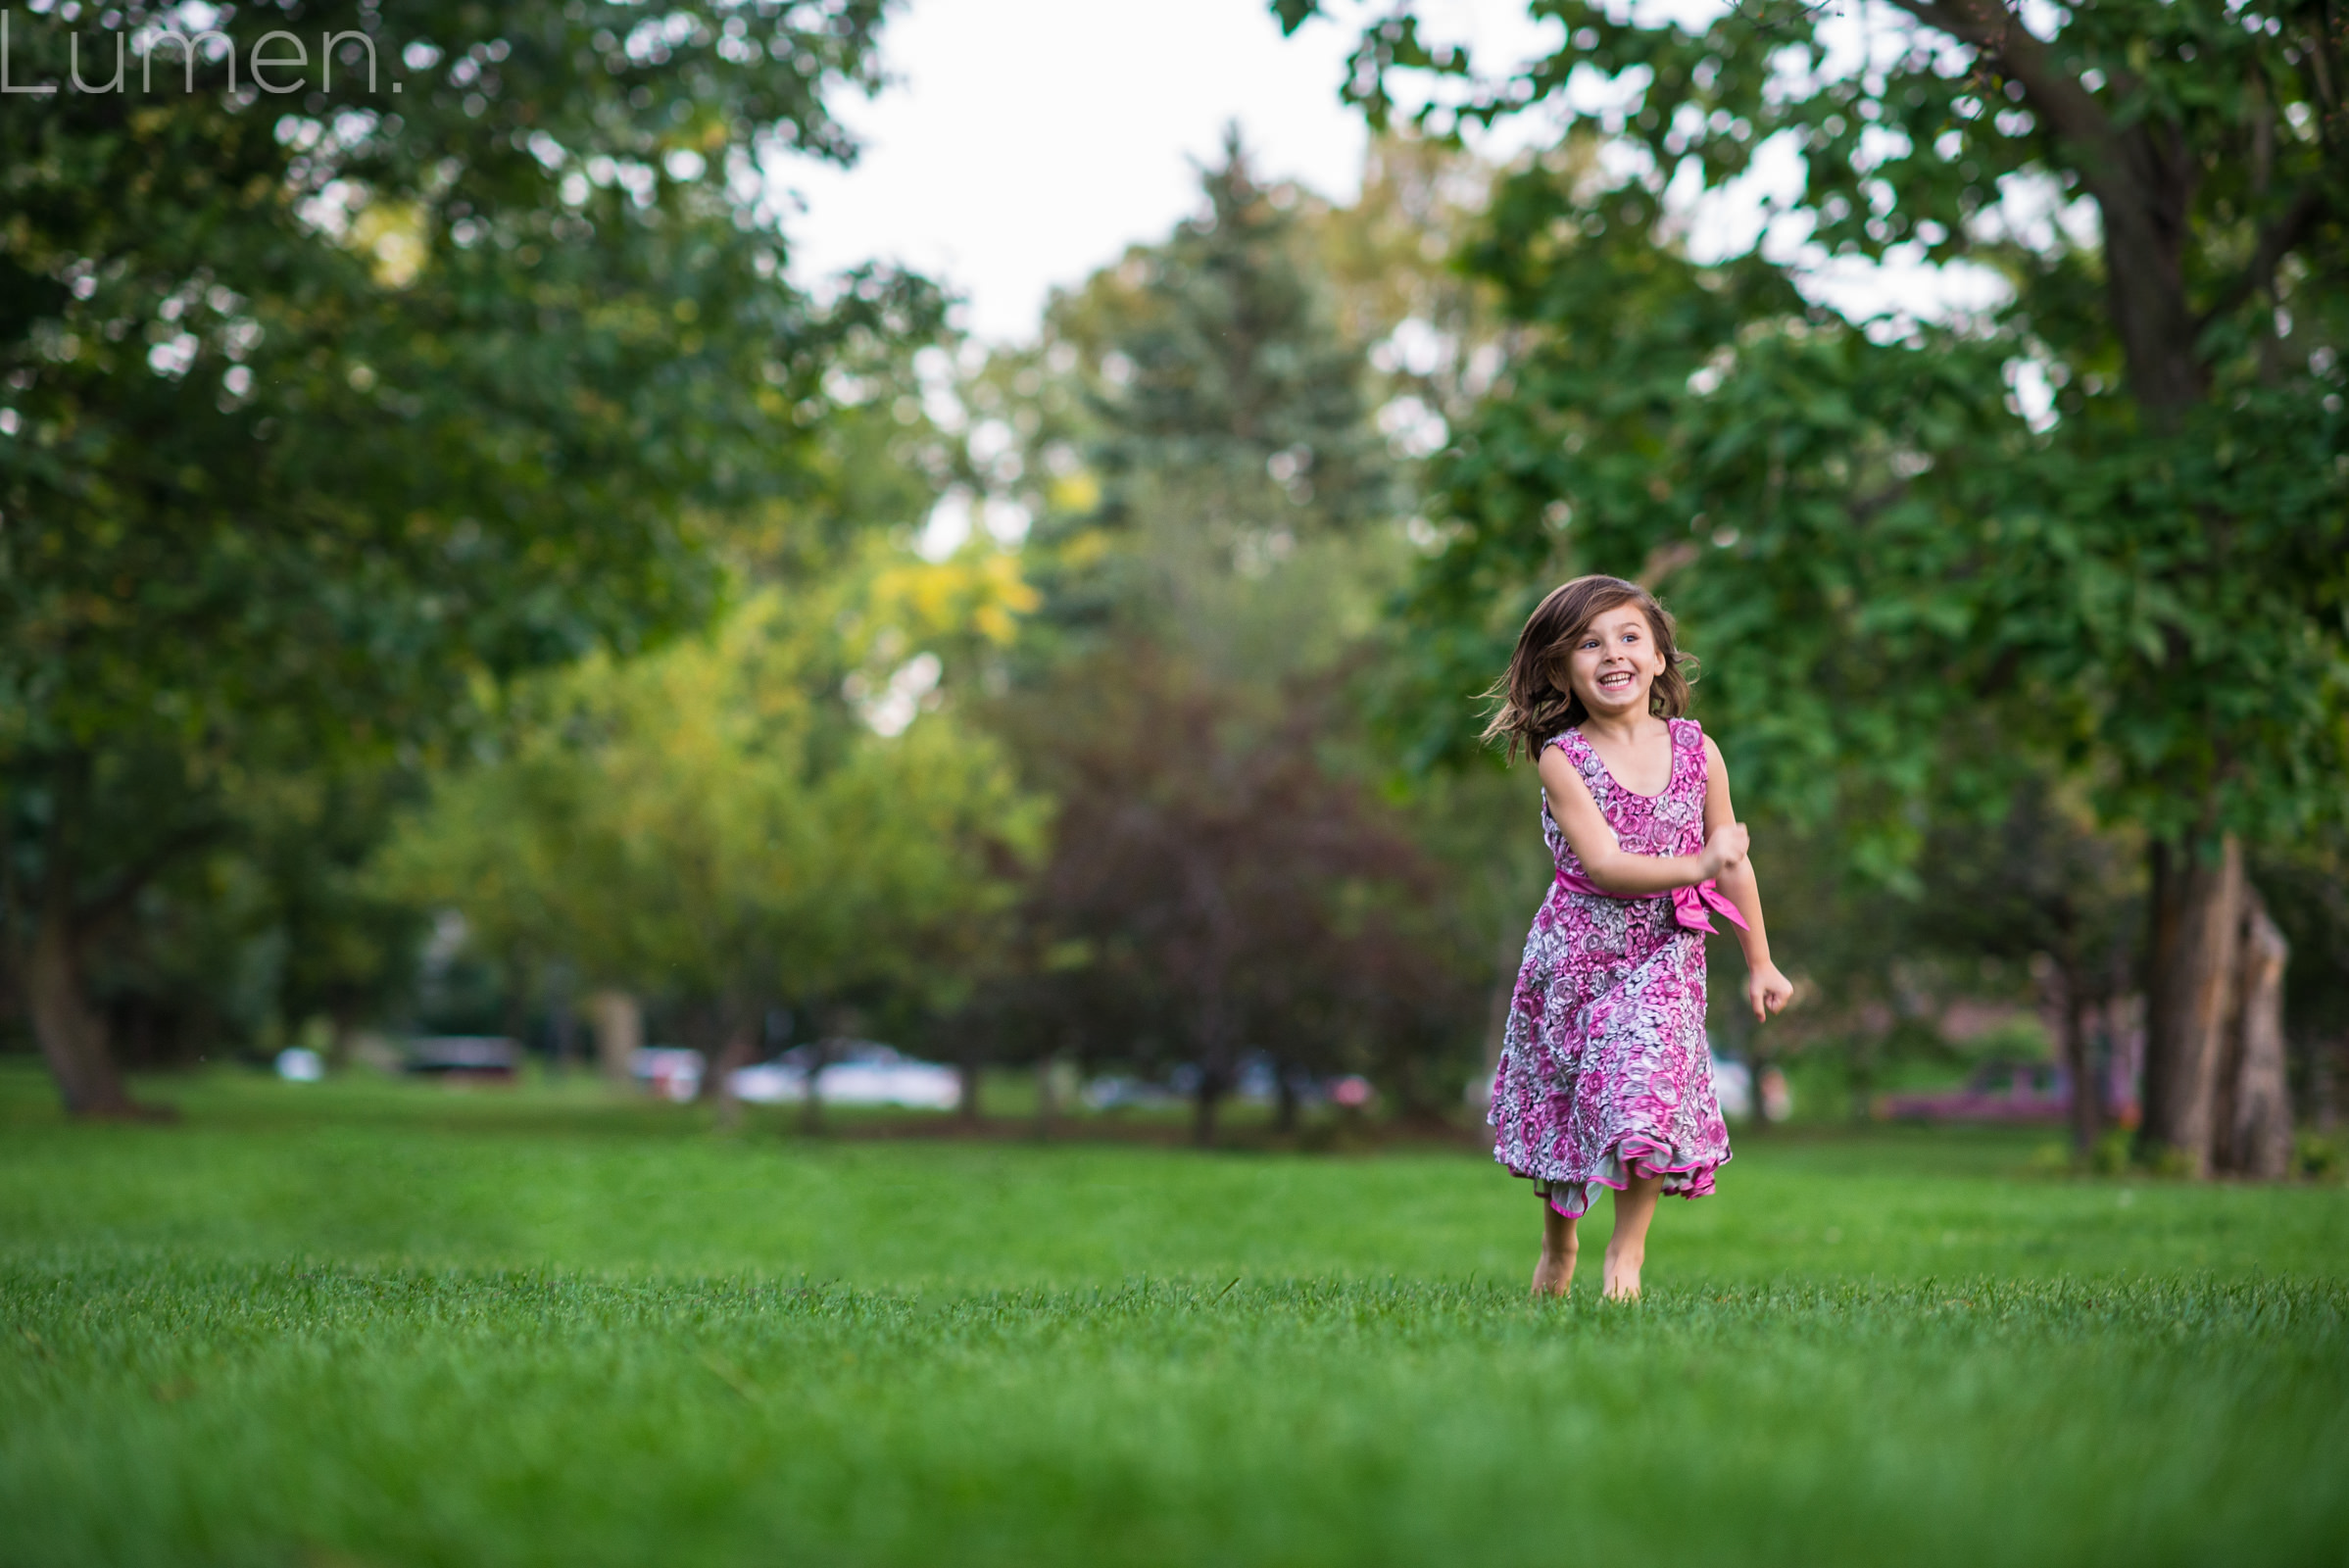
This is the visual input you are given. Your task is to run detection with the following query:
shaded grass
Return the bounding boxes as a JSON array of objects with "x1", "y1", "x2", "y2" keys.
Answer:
[{"x1": 2, "y1": 1065, "x2": 2345, "y2": 1566}]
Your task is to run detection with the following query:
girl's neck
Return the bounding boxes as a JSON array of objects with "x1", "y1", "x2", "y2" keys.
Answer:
[{"x1": 1577, "y1": 710, "x2": 1663, "y2": 747}]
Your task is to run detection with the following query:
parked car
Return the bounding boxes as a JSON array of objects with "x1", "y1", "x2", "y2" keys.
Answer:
[
  {"x1": 1708, "y1": 1052, "x2": 1753, "y2": 1121},
  {"x1": 407, "y1": 1036, "x2": 519, "y2": 1083},
  {"x1": 727, "y1": 1041, "x2": 960, "y2": 1109},
  {"x1": 274, "y1": 1047, "x2": 325, "y2": 1082},
  {"x1": 631, "y1": 1047, "x2": 705, "y2": 1102},
  {"x1": 1085, "y1": 1074, "x2": 1181, "y2": 1111}
]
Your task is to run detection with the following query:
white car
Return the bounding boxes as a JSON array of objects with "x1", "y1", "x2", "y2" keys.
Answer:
[{"x1": 728, "y1": 1041, "x2": 960, "y2": 1110}]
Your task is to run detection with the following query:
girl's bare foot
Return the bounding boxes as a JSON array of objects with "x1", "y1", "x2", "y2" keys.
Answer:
[
  {"x1": 1601, "y1": 1172, "x2": 1664, "y2": 1300},
  {"x1": 1532, "y1": 1201, "x2": 1578, "y2": 1298},
  {"x1": 1532, "y1": 1245, "x2": 1576, "y2": 1298},
  {"x1": 1600, "y1": 1242, "x2": 1643, "y2": 1301}
]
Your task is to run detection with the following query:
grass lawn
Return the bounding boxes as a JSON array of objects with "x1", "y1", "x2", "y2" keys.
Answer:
[{"x1": 2, "y1": 1064, "x2": 2344, "y2": 1567}]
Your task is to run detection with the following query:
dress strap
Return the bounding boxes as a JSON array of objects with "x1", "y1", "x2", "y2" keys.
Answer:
[
  {"x1": 1667, "y1": 717, "x2": 1708, "y2": 808},
  {"x1": 1546, "y1": 728, "x2": 1611, "y2": 807}
]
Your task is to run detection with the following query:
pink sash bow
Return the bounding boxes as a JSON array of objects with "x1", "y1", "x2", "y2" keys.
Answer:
[{"x1": 1554, "y1": 867, "x2": 1749, "y2": 935}]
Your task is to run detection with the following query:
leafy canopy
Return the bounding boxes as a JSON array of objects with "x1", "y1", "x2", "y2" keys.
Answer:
[
  {"x1": 1278, "y1": 0, "x2": 2348, "y2": 861},
  {"x1": 375, "y1": 575, "x2": 1047, "y2": 1029},
  {"x1": 0, "y1": 0, "x2": 926, "y2": 765}
]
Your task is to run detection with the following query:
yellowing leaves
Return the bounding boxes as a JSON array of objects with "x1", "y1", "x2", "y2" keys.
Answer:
[
  {"x1": 867, "y1": 551, "x2": 1040, "y2": 649},
  {"x1": 1049, "y1": 470, "x2": 1102, "y2": 514},
  {"x1": 348, "y1": 200, "x2": 428, "y2": 289}
]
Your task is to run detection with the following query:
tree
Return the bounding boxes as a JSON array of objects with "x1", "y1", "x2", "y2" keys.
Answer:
[
  {"x1": 1278, "y1": 0, "x2": 2348, "y2": 1171},
  {"x1": 1016, "y1": 127, "x2": 1398, "y2": 674},
  {"x1": 2253, "y1": 833, "x2": 2349, "y2": 1134},
  {"x1": 1912, "y1": 775, "x2": 2143, "y2": 1154},
  {"x1": 0, "y1": 1, "x2": 928, "y2": 1113},
  {"x1": 375, "y1": 577, "x2": 1046, "y2": 1123},
  {"x1": 951, "y1": 137, "x2": 1492, "y2": 1138},
  {"x1": 997, "y1": 656, "x2": 1470, "y2": 1144}
]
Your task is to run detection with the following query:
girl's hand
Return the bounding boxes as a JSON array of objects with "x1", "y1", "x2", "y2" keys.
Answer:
[
  {"x1": 1745, "y1": 961, "x2": 1793, "y2": 1022},
  {"x1": 1698, "y1": 821, "x2": 1750, "y2": 880}
]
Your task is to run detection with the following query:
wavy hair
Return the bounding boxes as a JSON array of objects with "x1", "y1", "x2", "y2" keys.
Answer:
[{"x1": 1481, "y1": 575, "x2": 1697, "y2": 760}]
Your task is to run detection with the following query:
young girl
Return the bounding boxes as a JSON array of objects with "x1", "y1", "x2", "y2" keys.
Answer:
[{"x1": 1486, "y1": 575, "x2": 1792, "y2": 1301}]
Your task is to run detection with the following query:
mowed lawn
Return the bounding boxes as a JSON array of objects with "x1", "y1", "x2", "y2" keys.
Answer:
[{"x1": 2, "y1": 1067, "x2": 2344, "y2": 1567}]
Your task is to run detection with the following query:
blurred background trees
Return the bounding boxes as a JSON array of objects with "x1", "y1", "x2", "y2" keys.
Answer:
[
  {"x1": 4, "y1": 0, "x2": 2341, "y2": 1171},
  {"x1": 375, "y1": 577, "x2": 1045, "y2": 1123},
  {"x1": 952, "y1": 133, "x2": 1493, "y2": 1142},
  {"x1": 1282, "y1": 0, "x2": 2348, "y2": 1170},
  {"x1": 0, "y1": 0, "x2": 922, "y2": 1112}
]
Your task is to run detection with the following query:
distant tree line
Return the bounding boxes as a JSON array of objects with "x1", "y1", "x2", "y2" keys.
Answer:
[{"x1": 9, "y1": 0, "x2": 2343, "y2": 1173}]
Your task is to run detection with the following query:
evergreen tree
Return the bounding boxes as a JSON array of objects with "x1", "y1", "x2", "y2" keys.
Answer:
[
  {"x1": 966, "y1": 136, "x2": 1483, "y2": 1140},
  {"x1": 1025, "y1": 127, "x2": 1395, "y2": 675}
]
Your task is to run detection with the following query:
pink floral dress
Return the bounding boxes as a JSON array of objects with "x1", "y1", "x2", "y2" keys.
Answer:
[{"x1": 1489, "y1": 717, "x2": 1733, "y2": 1219}]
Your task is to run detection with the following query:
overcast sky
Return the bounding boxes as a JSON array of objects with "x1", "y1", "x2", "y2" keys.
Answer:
[
  {"x1": 779, "y1": 0, "x2": 1565, "y2": 342},
  {"x1": 778, "y1": 0, "x2": 2019, "y2": 348}
]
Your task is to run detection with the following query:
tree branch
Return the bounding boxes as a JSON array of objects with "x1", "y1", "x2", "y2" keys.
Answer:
[
  {"x1": 2194, "y1": 185, "x2": 2331, "y2": 332},
  {"x1": 73, "y1": 821, "x2": 225, "y2": 945},
  {"x1": 1884, "y1": 0, "x2": 2114, "y2": 150}
]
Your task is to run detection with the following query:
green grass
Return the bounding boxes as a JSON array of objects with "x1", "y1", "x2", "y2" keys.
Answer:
[{"x1": 3, "y1": 1065, "x2": 2345, "y2": 1566}]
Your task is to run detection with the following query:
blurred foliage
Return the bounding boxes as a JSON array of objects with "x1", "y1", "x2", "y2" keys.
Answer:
[
  {"x1": 982, "y1": 654, "x2": 1477, "y2": 1134},
  {"x1": 1279, "y1": 0, "x2": 2348, "y2": 853},
  {"x1": 19, "y1": 0, "x2": 2337, "y2": 1133},
  {"x1": 0, "y1": 1, "x2": 936, "y2": 1103},
  {"x1": 1704, "y1": 771, "x2": 2138, "y2": 1116},
  {"x1": 939, "y1": 135, "x2": 1496, "y2": 1135},
  {"x1": 1280, "y1": 0, "x2": 2349, "y2": 1131},
  {"x1": 373, "y1": 563, "x2": 1048, "y2": 1077},
  {"x1": 1006, "y1": 128, "x2": 1400, "y2": 678}
]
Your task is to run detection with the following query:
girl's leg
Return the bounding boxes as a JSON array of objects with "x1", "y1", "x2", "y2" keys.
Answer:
[
  {"x1": 1532, "y1": 1198, "x2": 1578, "y2": 1298},
  {"x1": 1602, "y1": 1172, "x2": 1665, "y2": 1300}
]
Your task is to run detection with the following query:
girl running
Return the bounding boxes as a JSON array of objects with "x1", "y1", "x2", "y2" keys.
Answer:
[{"x1": 1485, "y1": 575, "x2": 1791, "y2": 1300}]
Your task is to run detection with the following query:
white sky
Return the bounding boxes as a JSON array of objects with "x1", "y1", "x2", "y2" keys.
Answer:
[
  {"x1": 780, "y1": 0, "x2": 1565, "y2": 342},
  {"x1": 780, "y1": 0, "x2": 2024, "y2": 347}
]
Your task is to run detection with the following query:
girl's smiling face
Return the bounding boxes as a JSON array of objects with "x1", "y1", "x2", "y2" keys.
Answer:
[{"x1": 1560, "y1": 603, "x2": 1666, "y2": 719}]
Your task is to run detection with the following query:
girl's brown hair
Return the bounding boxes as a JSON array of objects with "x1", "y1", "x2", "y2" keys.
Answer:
[{"x1": 1481, "y1": 575, "x2": 1697, "y2": 760}]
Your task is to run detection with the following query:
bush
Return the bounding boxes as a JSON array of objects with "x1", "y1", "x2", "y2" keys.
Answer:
[
  {"x1": 2296, "y1": 1131, "x2": 2344, "y2": 1181},
  {"x1": 2089, "y1": 1130, "x2": 2135, "y2": 1177}
]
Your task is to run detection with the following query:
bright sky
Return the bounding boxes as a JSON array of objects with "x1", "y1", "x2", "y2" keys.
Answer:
[
  {"x1": 781, "y1": 0, "x2": 2028, "y2": 349},
  {"x1": 781, "y1": 0, "x2": 1355, "y2": 341},
  {"x1": 780, "y1": 0, "x2": 1574, "y2": 343}
]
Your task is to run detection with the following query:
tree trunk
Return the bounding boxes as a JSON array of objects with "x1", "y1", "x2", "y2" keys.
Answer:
[
  {"x1": 799, "y1": 1037, "x2": 834, "y2": 1136},
  {"x1": 548, "y1": 984, "x2": 577, "y2": 1078},
  {"x1": 499, "y1": 951, "x2": 533, "y2": 1079},
  {"x1": 19, "y1": 758, "x2": 157, "y2": 1119},
  {"x1": 2214, "y1": 893, "x2": 2292, "y2": 1179},
  {"x1": 1473, "y1": 946, "x2": 1515, "y2": 1114},
  {"x1": 1033, "y1": 1054, "x2": 1057, "y2": 1138},
  {"x1": 24, "y1": 907, "x2": 139, "y2": 1117},
  {"x1": 1741, "y1": 1034, "x2": 1773, "y2": 1135},
  {"x1": 325, "y1": 1003, "x2": 362, "y2": 1073},
  {"x1": 1274, "y1": 1064, "x2": 1300, "y2": 1135},
  {"x1": 957, "y1": 1057, "x2": 982, "y2": 1124},
  {"x1": 548, "y1": 1006, "x2": 574, "y2": 1078},
  {"x1": 707, "y1": 1016, "x2": 757, "y2": 1133},
  {"x1": 2316, "y1": 1037, "x2": 2342, "y2": 1136},
  {"x1": 2060, "y1": 985, "x2": 2100, "y2": 1160},
  {"x1": 1192, "y1": 1066, "x2": 1226, "y2": 1148},
  {"x1": 589, "y1": 991, "x2": 642, "y2": 1084},
  {"x1": 2141, "y1": 834, "x2": 2246, "y2": 1174}
]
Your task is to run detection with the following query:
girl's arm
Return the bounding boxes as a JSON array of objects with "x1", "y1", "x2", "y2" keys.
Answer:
[
  {"x1": 1701, "y1": 735, "x2": 1794, "y2": 1021},
  {"x1": 1539, "y1": 742, "x2": 1749, "y2": 896}
]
